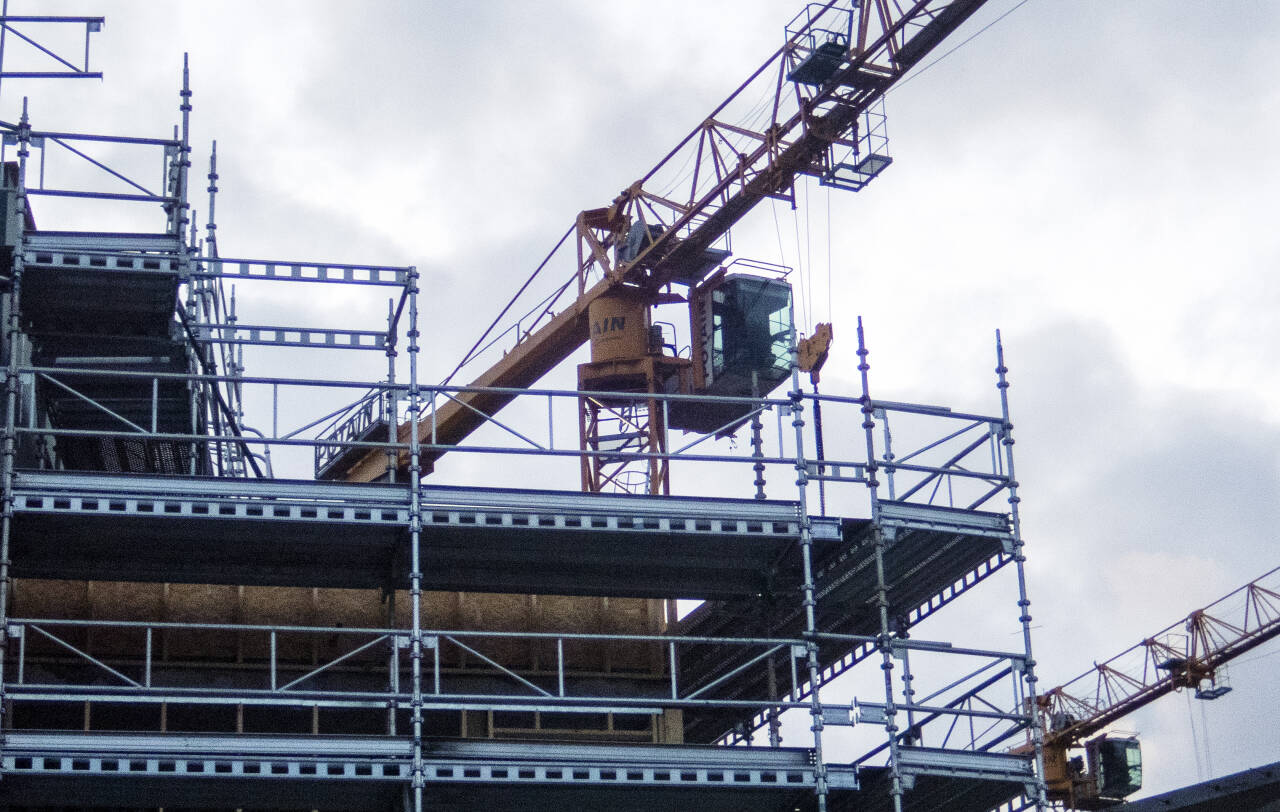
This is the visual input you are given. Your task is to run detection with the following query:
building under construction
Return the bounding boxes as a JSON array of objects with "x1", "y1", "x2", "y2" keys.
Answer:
[{"x1": 5, "y1": 3, "x2": 1273, "y2": 811}]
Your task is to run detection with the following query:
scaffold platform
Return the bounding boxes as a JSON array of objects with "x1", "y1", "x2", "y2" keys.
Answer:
[
  {"x1": 0, "y1": 732, "x2": 1032, "y2": 812},
  {"x1": 11, "y1": 471, "x2": 843, "y2": 598}
]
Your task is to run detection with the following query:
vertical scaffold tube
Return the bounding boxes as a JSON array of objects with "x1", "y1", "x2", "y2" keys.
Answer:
[
  {"x1": 386, "y1": 300, "x2": 399, "y2": 485},
  {"x1": 176, "y1": 54, "x2": 192, "y2": 240},
  {"x1": 0, "y1": 101, "x2": 32, "y2": 742},
  {"x1": 751, "y1": 372, "x2": 767, "y2": 500},
  {"x1": 405, "y1": 267, "x2": 424, "y2": 812},
  {"x1": 856, "y1": 319, "x2": 904, "y2": 812},
  {"x1": 995, "y1": 331, "x2": 1048, "y2": 810},
  {"x1": 386, "y1": 299, "x2": 401, "y2": 736},
  {"x1": 899, "y1": 646, "x2": 916, "y2": 745},
  {"x1": 177, "y1": 59, "x2": 199, "y2": 475},
  {"x1": 812, "y1": 383, "x2": 826, "y2": 516},
  {"x1": 205, "y1": 141, "x2": 219, "y2": 257},
  {"x1": 751, "y1": 410, "x2": 768, "y2": 500},
  {"x1": 202, "y1": 144, "x2": 225, "y2": 474},
  {"x1": 788, "y1": 327, "x2": 827, "y2": 812}
]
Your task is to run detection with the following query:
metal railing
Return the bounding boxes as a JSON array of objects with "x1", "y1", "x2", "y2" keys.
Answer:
[
  {"x1": 6, "y1": 617, "x2": 841, "y2": 720},
  {"x1": 16, "y1": 363, "x2": 1017, "y2": 509}
]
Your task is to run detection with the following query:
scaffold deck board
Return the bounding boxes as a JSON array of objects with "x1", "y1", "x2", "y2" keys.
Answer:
[
  {"x1": 10, "y1": 471, "x2": 840, "y2": 599},
  {"x1": 678, "y1": 504, "x2": 1012, "y2": 743},
  {"x1": 0, "y1": 731, "x2": 1030, "y2": 811},
  {"x1": 0, "y1": 732, "x2": 838, "y2": 810}
]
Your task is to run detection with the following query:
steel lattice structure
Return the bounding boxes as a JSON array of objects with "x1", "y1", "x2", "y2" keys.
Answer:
[{"x1": 0, "y1": 4, "x2": 1057, "y2": 812}]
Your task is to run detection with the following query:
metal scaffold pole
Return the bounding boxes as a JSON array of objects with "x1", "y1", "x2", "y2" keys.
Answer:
[
  {"x1": 405, "y1": 266, "x2": 425, "y2": 811},
  {"x1": 385, "y1": 301, "x2": 399, "y2": 485},
  {"x1": 995, "y1": 331, "x2": 1049, "y2": 810},
  {"x1": 176, "y1": 58, "x2": 199, "y2": 475},
  {"x1": 789, "y1": 325, "x2": 827, "y2": 812},
  {"x1": 857, "y1": 318, "x2": 904, "y2": 812},
  {"x1": 0, "y1": 99, "x2": 31, "y2": 747},
  {"x1": 385, "y1": 298, "x2": 401, "y2": 738},
  {"x1": 173, "y1": 54, "x2": 192, "y2": 240}
]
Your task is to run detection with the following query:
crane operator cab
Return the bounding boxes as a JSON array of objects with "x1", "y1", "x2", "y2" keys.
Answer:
[
  {"x1": 1091, "y1": 735, "x2": 1143, "y2": 801},
  {"x1": 1044, "y1": 733, "x2": 1143, "y2": 809},
  {"x1": 668, "y1": 272, "x2": 794, "y2": 435}
]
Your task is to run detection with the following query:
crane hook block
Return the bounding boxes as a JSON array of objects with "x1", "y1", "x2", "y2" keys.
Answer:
[{"x1": 798, "y1": 323, "x2": 833, "y2": 382}]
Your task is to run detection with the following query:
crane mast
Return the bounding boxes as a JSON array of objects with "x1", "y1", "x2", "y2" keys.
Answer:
[
  {"x1": 1033, "y1": 566, "x2": 1280, "y2": 809},
  {"x1": 329, "y1": 0, "x2": 989, "y2": 484}
]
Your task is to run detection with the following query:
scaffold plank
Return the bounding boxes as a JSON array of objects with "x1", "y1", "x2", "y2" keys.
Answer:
[{"x1": 9, "y1": 471, "x2": 838, "y2": 598}]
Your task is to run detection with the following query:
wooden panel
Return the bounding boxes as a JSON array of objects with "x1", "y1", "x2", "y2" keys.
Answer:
[{"x1": 12, "y1": 580, "x2": 672, "y2": 675}]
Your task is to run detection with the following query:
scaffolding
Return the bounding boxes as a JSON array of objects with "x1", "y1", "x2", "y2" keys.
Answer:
[{"x1": 0, "y1": 8, "x2": 1048, "y2": 812}]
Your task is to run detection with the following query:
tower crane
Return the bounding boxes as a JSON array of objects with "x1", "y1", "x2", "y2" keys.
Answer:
[
  {"x1": 319, "y1": 0, "x2": 992, "y2": 488},
  {"x1": 1027, "y1": 566, "x2": 1280, "y2": 809}
]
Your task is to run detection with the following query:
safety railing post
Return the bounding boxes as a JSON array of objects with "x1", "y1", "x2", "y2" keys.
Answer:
[
  {"x1": 405, "y1": 267, "x2": 425, "y2": 812},
  {"x1": 857, "y1": 318, "x2": 905, "y2": 812},
  {"x1": 0, "y1": 101, "x2": 33, "y2": 749},
  {"x1": 789, "y1": 325, "x2": 828, "y2": 812},
  {"x1": 996, "y1": 331, "x2": 1048, "y2": 810}
]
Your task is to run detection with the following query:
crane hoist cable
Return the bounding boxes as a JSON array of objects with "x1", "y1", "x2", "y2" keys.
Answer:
[
  {"x1": 1185, "y1": 689, "x2": 1204, "y2": 781},
  {"x1": 791, "y1": 190, "x2": 809, "y2": 333},
  {"x1": 826, "y1": 180, "x2": 834, "y2": 325},
  {"x1": 440, "y1": 224, "x2": 574, "y2": 388}
]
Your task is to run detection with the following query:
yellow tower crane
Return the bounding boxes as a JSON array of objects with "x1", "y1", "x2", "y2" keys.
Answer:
[
  {"x1": 1026, "y1": 566, "x2": 1280, "y2": 809},
  {"x1": 316, "y1": 0, "x2": 991, "y2": 490}
]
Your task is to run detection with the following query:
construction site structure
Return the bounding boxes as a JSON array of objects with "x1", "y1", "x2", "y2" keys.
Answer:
[
  {"x1": 312, "y1": 4, "x2": 1000, "y2": 789},
  {"x1": 0, "y1": 4, "x2": 1062, "y2": 811}
]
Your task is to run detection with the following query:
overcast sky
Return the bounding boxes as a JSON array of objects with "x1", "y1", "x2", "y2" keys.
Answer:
[{"x1": 7, "y1": 0, "x2": 1279, "y2": 802}]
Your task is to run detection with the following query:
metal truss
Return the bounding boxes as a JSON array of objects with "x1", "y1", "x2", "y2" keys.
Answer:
[
  {"x1": 1039, "y1": 565, "x2": 1280, "y2": 746},
  {"x1": 21, "y1": 244, "x2": 184, "y2": 273},
  {"x1": 579, "y1": 392, "x2": 668, "y2": 495},
  {"x1": 6, "y1": 617, "x2": 823, "y2": 716},
  {"x1": 194, "y1": 257, "x2": 411, "y2": 287},
  {"x1": 10, "y1": 467, "x2": 822, "y2": 534},
  {"x1": 0, "y1": 733, "x2": 855, "y2": 808},
  {"x1": 0, "y1": 12, "x2": 103, "y2": 82}
]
